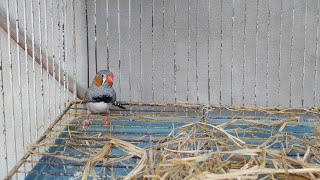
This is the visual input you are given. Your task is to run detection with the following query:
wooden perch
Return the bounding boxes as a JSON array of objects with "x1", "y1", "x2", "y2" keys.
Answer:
[{"x1": 0, "y1": 13, "x2": 85, "y2": 99}]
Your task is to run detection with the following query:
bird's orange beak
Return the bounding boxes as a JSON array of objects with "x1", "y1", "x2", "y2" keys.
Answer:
[{"x1": 107, "y1": 74, "x2": 114, "y2": 83}]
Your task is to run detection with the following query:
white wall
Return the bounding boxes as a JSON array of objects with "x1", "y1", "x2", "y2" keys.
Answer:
[{"x1": 88, "y1": 0, "x2": 320, "y2": 107}]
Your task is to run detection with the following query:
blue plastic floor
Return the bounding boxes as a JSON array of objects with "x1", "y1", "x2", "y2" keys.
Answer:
[{"x1": 24, "y1": 107, "x2": 320, "y2": 179}]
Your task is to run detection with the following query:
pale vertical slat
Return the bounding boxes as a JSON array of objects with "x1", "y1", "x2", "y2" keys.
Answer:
[
  {"x1": 51, "y1": 0, "x2": 57, "y2": 118},
  {"x1": 15, "y1": 0, "x2": 26, "y2": 176},
  {"x1": 44, "y1": 0, "x2": 51, "y2": 128},
  {"x1": 108, "y1": 0, "x2": 120, "y2": 99},
  {"x1": 221, "y1": 0, "x2": 232, "y2": 105},
  {"x1": 153, "y1": 0, "x2": 164, "y2": 103},
  {"x1": 255, "y1": 0, "x2": 268, "y2": 106},
  {"x1": 291, "y1": 0, "x2": 306, "y2": 107},
  {"x1": 279, "y1": 0, "x2": 293, "y2": 107},
  {"x1": 197, "y1": 0, "x2": 209, "y2": 104},
  {"x1": 6, "y1": 0, "x2": 18, "y2": 168},
  {"x1": 75, "y1": 0, "x2": 89, "y2": 92},
  {"x1": 188, "y1": 0, "x2": 198, "y2": 103},
  {"x1": 38, "y1": 0, "x2": 45, "y2": 134},
  {"x1": 163, "y1": 0, "x2": 175, "y2": 103},
  {"x1": 119, "y1": 0, "x2": 130, "y2": 102},
  {"x1": 0, "y1": 28, "x2": 8, "y2": 177},
  {"x1": 232, "y1": 0, "x2": 245, "y2": 106},
  {"x1": 23, "y1": 0, "x2": 32, "y2": 150},
  {"x1": 316, "y1": 0, "x2": 320, "y2": 107},
  {"x1": 175, "y1": 0, "x2": 188, "y2": 103},
  {"x1": 267, "y1": 0, "x2": 281, "y2": 106},
  {"x1": 86, "y1": 0, "x2": 96, "y2": 85},
  {"x1": 30, "y1": 0, "x2": 39, "y2": 139},
  {"x1": 303, "y1": 0, "x2": 317, "y2": 107},
  {"x1": 57, "y1": 0, "x2": 62, "y2": 115},
  {"x1": 243, "y1": 0, "x2": 257, "y2": 106},
  {"x1": 141, "y1": 0, "x2": 153, "y2": 102},
  {"x1": 1, "y1": 27, "x2": 16, "y2": 178},
  {"x1": 130, "y1": 0, "x2": 141, "y2": 102},
  {"x1": 72, "y1": 0, "x2": 77, "y2": 102},
  {"x1": 96, "y1": 0, "x2": 107, "y2": 69}
]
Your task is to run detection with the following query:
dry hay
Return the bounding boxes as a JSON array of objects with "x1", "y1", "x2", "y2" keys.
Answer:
[
  {"x1": 76, "y1": 119, "x2": 320, "y2": 179},
  {"x1": 23, "y1": 102, "x2": 320, "y2": 180}
]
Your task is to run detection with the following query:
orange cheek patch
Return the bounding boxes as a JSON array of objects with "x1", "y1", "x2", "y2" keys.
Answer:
[{"x1": 94, "y1": 75, "x2": 103, "y2": 86}]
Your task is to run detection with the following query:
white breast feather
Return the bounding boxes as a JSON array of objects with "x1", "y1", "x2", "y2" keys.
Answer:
[{"x1": 86, "y1": 102, "x2": 112, "y2": 113}]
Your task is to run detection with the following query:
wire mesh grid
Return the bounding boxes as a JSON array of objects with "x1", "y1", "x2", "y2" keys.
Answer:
[{"x1": 5, "y1": 100, "x2": 320, "y2": 179}]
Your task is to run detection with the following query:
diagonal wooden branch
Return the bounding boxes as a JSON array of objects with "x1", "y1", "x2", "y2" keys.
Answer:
[{"x1": 0, "y1": 13, "x2": 85, "y2": 99}]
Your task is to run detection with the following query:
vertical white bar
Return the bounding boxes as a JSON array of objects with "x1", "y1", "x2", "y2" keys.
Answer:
[
  {"x1": 232, "y1": 0, "x2": 245, "y2": 106},
  {"x1": 51, "y1": 0, "x2": 56, "y2": 120},
  {"x1": 302, "y1": 0, "x2": 317, "y2": 107},
  {"x1": 151, "y1": 0, "x2": 154, "y2": 102},
  {"x1": 6, "y1": 0, "x2": 18, "y2": 166},
  {"x1": 119, "y1": 0, "x2": 130, "y2": 102},
  {"x1": 173, "y1": 0, "x2": 176, "y2": 103},
  {"x1": 243, "y1": 0, "x2": 257, "y2": 106},
  {"x1": 140, "y1": 0, "x2": 142, "y2": 102},
  {"x1": 30, "y1": 0, "x2": 39, "y2": 138},
  {"x1": 197, "y1": 0, "x2": 210, "y2": 104},
  {"x1": 208, "y1": 0, "x2": 222, "y2": 105},
  {"x1": 106, "y1": 0, "x2": 110, "y2": 70},
  {"x1": 44, "y1": 0, "x2": 51, "y2": 123},
  {"x1": 23, "y1": 0, "x2": 32, "y2": 147},
  {"x1": 231, "y1": 0, "x2": 234, "y2": 105},
  {"x1": 315, "y1": 0, "x2": 320, "y2": 106},
  {"x1": 37, "y1": 0, "x2": 45, "y2": 133},
  {"x1": 63, "y1": 0, "x2": 68, "y2": 106},
  {"x1": 279, "y1": 0, "x2": 293, "y2": 106},
  {"x1": 175, "y1": 0, "x2": 188, "y2": 103},
  {"x1": 291, "y1": 0, "x2": 306, "y2": 107},
  {"x1": 0, "y1": 22, "x2": 9, "y2": 175},
  {"x1": 188, "y1": 0, "x2": 199, "y2": 104},
  {"x1": 14, "y1": 0, "x2": 26, "y2": 176},
  {"x1": 108, "y1": 0, "x2": 120, "y2": 100},
  {"x1": 187, "y1": 0, "x2": 190, "y2": 102},
  {"x1": 255, "y1": 0, "x2": 268, "y2": 106},
  {"x1": 72, "y1": 0, "x2": 77, "y2": 101},
  {"x1": 95, "y1": 0, "x2": 97, "y2": 74},
  {"x1": 130, "y1": 0, "x2": 141, "y2": 102},
  {"x1": 128, "y1": 0, "x2": 132, "y2": 102},
  {"x1": 153, "y1": 0, "x2": 164, "y2": 103},
  {"x1": 141, "y1": 0, "x2": 153, "y2": 103},
  {"x1": 117, "y1": 0, "x2": 121, "y2": 100},
  {"x1": 221, "y1": 0, "x2": 233, "y2": 105},
  {"x1": 267, "y1": 0, "x2": 281, "y2": 106},
  {"x1": 57, "y1": 0, "x2": 62, "y2": 114}
]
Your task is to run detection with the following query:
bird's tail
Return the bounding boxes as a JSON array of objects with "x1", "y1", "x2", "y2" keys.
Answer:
[{"x1": 113, "y1": 101, "x2": 126, "y2": 109}]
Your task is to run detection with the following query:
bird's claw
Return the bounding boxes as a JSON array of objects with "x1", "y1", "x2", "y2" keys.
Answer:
[
  {"x1": 81, "y1": 119, "x2": 91, "y2": 128},
  {"x1": 102, "y1": 117, "x2": 110, "y2": 126}
]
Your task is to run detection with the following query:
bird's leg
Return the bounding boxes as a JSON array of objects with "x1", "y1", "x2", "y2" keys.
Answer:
[
  {"x1": 102, "y1": 110, "x2": 111, "y2": 126},
  {"x1": 81, "y1": 110, "x2": 92, "y2": 128}
]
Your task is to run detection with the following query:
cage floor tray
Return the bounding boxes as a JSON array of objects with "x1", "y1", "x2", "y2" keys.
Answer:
[{"x1": 7, "y1": 101, "x2": 320, "y2": 179}]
